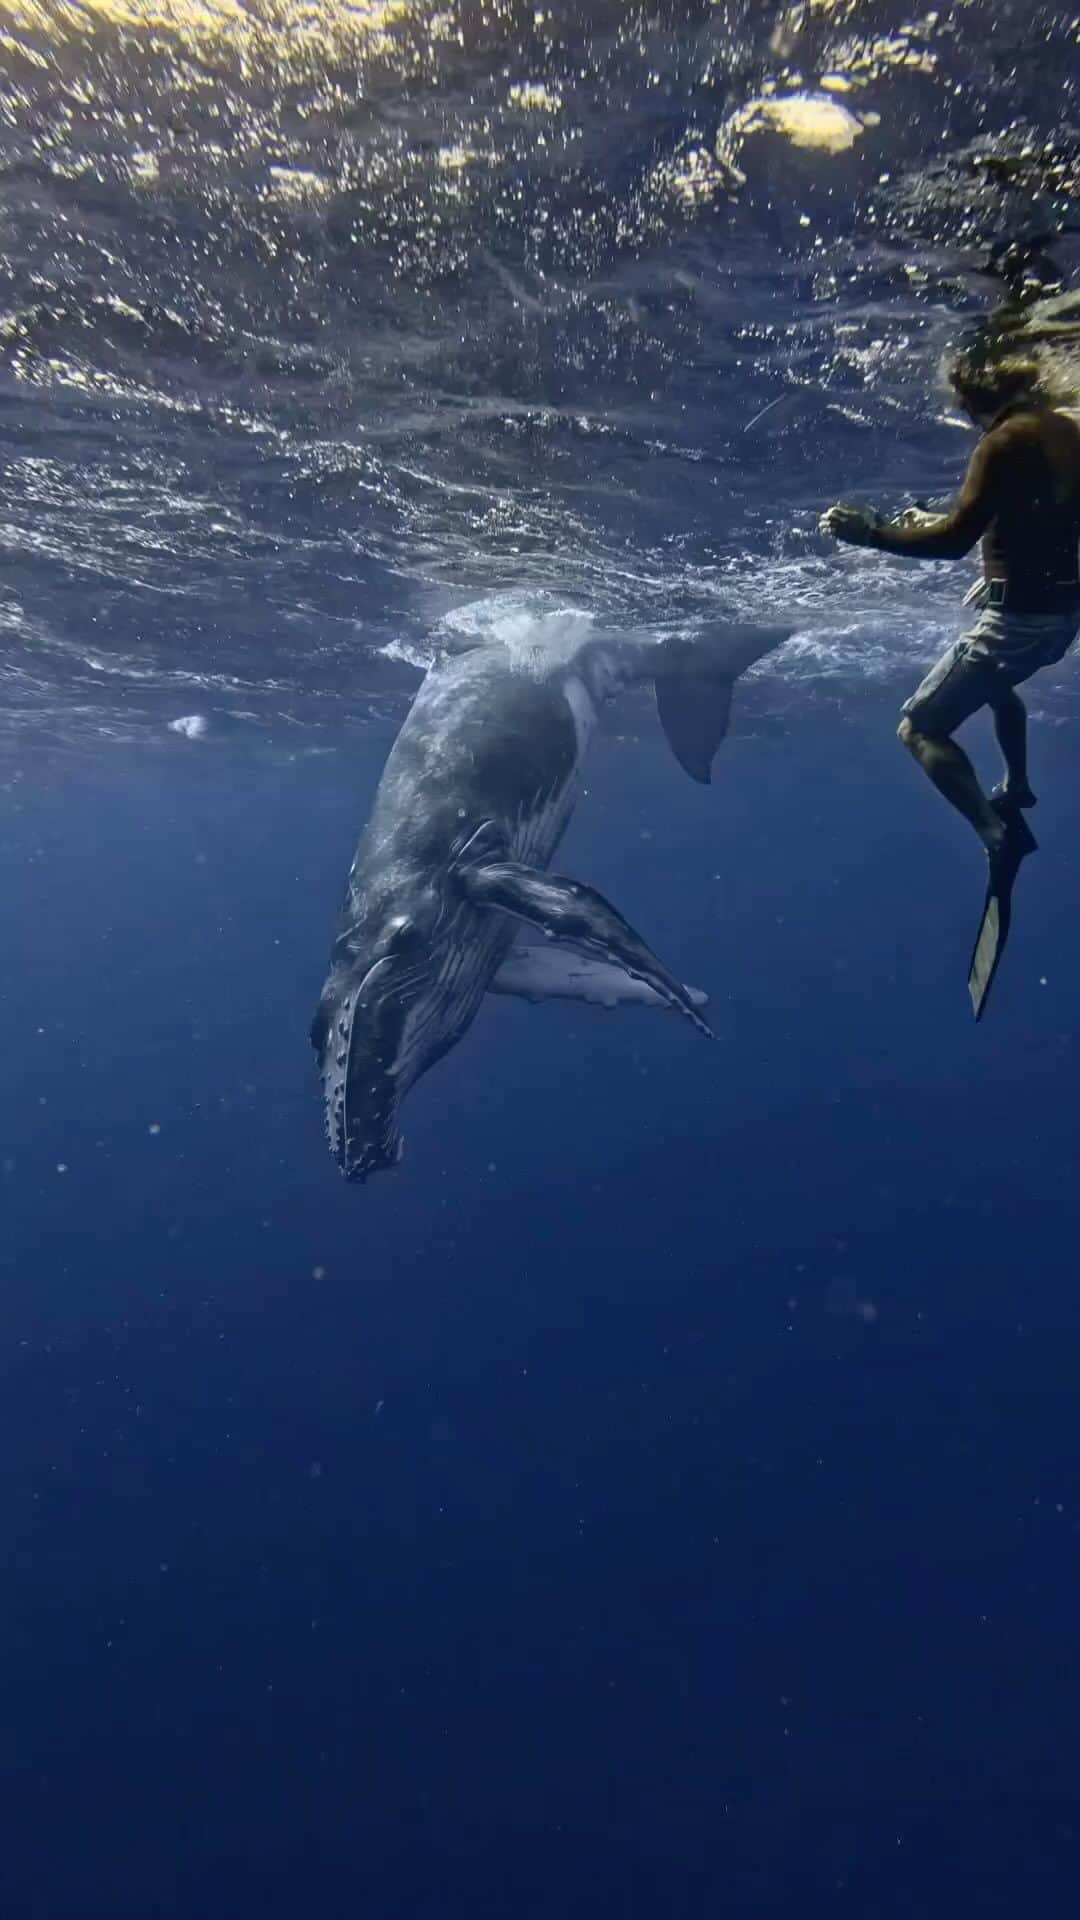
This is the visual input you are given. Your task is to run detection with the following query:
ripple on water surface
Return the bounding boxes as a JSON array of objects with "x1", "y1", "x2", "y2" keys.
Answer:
[{"x1": 0, "y1": 1, "x2": 1078, "y2": 742}]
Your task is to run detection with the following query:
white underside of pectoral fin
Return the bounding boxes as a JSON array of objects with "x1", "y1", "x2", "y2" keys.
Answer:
[{"x1": 490, "y1": 943, "x2": 708, "y2": 1012}]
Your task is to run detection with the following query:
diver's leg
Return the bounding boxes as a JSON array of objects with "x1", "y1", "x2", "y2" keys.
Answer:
[
  {"x1": 897, "y1": 716, "x2": 1006, "y2": 852},
  {"x1": 899, "y1": 638, "x2": 1008, "y2": 852},
  {"x1": 989, "y1": 687, "x2": 1037, "y2": 807}
]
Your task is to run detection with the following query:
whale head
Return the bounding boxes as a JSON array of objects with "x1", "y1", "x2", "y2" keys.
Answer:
[
  {"x1": 310, "y1": 905, "x2": 428, "y2": 1182},
  {"x1": 311, "y1": 964, "x2": 404, "y2": 1183},
  {"x1": 311, "y1": 880, "x2": 490, "y2": 1183}
]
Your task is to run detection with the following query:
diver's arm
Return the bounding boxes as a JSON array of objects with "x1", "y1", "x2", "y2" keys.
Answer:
[{"x1": 820, "y1": 433, "x2": 1001, "y2": 559}]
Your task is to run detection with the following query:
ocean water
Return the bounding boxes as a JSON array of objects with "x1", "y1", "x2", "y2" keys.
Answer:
[{"x1": 4, "y1": 3, "x2": 1080, "y2": 1914}]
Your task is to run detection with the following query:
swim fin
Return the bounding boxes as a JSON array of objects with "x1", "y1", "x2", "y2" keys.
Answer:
[{"x1": 967, "y1": 822, "x2": 1037, "y2": 1022}]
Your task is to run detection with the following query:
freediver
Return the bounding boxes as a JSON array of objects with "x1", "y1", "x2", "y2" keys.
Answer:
[{"x1": 820, "y1": 349, "x2": 1080, "y2": 901}]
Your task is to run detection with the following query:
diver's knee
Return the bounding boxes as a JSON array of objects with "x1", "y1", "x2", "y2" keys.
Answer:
[{"x1": 898, "y1": 710, "x2": 945, "y2": 753}]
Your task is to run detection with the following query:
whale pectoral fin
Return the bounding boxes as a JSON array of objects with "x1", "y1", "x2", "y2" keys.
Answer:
[
  {"x1": 491, "y1": 944, "x2": 708, "y2": 1013},
  {"x1": 461, "y1": 862, "x2": 713, "y2": 1038},
  {"x1": 654, "y1": 670, "x2": 734, "y2": 784}
]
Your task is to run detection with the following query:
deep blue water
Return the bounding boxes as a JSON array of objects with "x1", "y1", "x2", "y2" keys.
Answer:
[{"x1": 5, "y1": 3, "x2": 1080, "y2": 1914}]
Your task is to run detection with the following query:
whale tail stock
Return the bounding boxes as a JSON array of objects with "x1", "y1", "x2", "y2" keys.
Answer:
[{"x1": 653, "y1": 622, "x2": 791, "y2": 785}]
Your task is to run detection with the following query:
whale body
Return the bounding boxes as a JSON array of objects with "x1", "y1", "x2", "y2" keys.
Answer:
[{"x1": 311, "y1": 615, "x2": 790, "y2": 1181}]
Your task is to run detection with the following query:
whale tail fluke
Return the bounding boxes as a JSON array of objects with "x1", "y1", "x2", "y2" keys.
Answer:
[
  {"x1": 654, "y1": 623, "x2": 790, "y2": 783},
  {"x1": 654, "y1": 671, "x2": 733, "y2": 785}
]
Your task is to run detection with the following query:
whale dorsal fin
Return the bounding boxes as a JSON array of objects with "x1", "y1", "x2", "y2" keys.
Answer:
[{"x1": 460, "y1": 860, "x2": 712, "y2": 1038}]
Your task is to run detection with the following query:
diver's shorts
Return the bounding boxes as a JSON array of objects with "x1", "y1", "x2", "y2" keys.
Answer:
[{"x1": 902, "y1": 605, "x2": 1080, "y2": 735}]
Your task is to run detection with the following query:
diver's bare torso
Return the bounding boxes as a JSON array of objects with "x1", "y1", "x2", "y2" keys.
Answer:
[
  {"x1": 820, "y1": 398, "x2": 1080, "y2": 608},
  {"x1": 976, "y1": 404, "x2": 1080, "y2": 605}
]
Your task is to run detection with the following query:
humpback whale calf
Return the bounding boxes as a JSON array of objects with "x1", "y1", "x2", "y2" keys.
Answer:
[{"x1": 311, "y1": 613, "x2": 790, "y2": 1181}]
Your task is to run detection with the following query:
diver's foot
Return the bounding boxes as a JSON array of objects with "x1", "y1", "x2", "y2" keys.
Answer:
[
  {"x1": 989, "y1": 793, "x2": 1038, "y2": 856},
  {"x1": 986, "y1": 833, "x2": 1020, "y2": 896},
  {"x1": 986, "y1": 815, "x2": 1037, "y2": 893},
  {"x1": 990, "y1": 779, "x2": 1037, "y2": 811}
]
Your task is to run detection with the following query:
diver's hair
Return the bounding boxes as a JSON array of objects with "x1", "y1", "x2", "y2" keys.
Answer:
[{"x1": 944, "y1": 348, "x2": 1042, "y2": 414}]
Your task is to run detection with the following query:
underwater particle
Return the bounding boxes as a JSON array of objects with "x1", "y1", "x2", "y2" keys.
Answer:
[
  {"x1": 56, "y1": 1162, "x2": 67, "y2": 1174},
  {"x1": 169, "y1": 714, "x2": 208, "y2": 740},
  {"x1": 312, "y1": 1264, "x2": 325, "y2": 1279},
  {"x1": 148, "y1": 1122, "x2": 161, "y2": 1136},
  {"x1": 826, "y1": 1275, "x2": 878, "y2": 1322}
]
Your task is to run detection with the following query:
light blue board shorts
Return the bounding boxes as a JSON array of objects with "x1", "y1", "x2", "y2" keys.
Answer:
[{"x1": 902, "y1": 603, "x2": 1080, "y2": 736}]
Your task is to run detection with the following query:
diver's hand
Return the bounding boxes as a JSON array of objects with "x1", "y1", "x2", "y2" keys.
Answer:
[{"x1": 818, "y1": 503, "x2": 882, "y2": 547}]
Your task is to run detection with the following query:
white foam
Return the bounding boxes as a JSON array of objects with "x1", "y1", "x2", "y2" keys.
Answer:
[
  {"x1": 440, "y1": 592, "x2": 596, "y2": 675},
  {"x1": 169, "y1": 713, "x2": 208, "y2": 739},
  {"x1": 379, "y1": 635, "x2": 434, "y2": 672}
]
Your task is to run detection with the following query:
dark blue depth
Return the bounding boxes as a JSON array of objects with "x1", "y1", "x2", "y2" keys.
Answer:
[{"x1": 3, "y1": 696, "x2": 1080, "y2": 1916}]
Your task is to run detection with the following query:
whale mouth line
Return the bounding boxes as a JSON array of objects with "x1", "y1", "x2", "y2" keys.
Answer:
[{"x1": 353, "y1": 954, "x2": 395, "y2": 1001}]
